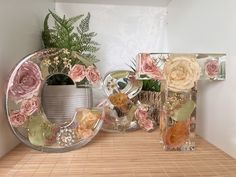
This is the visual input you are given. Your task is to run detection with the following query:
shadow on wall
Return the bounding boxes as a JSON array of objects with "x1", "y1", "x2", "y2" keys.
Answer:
[{"x1": 0, "y1": 0, "x2": 54, "y2": 157}]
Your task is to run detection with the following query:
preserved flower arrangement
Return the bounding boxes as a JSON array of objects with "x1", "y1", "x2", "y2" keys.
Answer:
[
  {"x1": 129, "y1": 55, "x2": 162, "y2": 124},
  {"x1": 42, "y1": 10, "x2": 100, "y2": 85},
  {"x1": 136, "y1": 53, "x2": 226, "y2": 151},
  {"x1": 6, "y1": 49, "x2": 104, "y2": 152}
]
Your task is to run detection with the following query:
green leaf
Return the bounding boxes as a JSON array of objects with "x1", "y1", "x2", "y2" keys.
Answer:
[
  {"x1": 172, "y1": 100, "x2": 196, "y2": 122},
  {"x1": 42, "y1": 13, "x2": 53, "y2": 48},
  {"x1": 72, "y1": 52, "x2": 94, "y2": 67},
  {"x1": 111, "y1": 71, "x2": 129, "y2": 79},
  {"x1": 67, "y1": 14, "x2": 84, "y2": 26},
  {"x1": 79, "y1": 12, "x2": 90, "y2": 33},
  {"x1": 28, "y1": 116, "x2": 50, "y2": 146},
  {"x1": 127, "y1": 105, "x2": 138, "y2": 121}
]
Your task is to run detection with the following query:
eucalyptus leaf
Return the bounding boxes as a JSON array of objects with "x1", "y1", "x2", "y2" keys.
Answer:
[
  {"x1": 40, "y1": 61, "x2": 49, "y2": 79},
  {"x1": 172, "y1": 100, "x2": 196, "y2": 122},
  {"x1": 127, "y1": 105, "x2": 138, "y2": 121},
  {"x1": 111, "y1": 71, "x2": 129, "y2": 79},
  {"x1": 28, "y1": 116, "x2": 53, "y2": 146}
]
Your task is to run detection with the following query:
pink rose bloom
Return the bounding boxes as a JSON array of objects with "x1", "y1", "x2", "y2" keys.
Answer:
[
  {"x1": 9, "y1": 62, "x2": 42, "y2": 100},
  {"x1": 135, "y1": 108, "x2": 148, "y2": 120},
  {"x1": 86, "y1": 66, "x2": 101, "y2": 85},
  {"x1": 9, "y1": 111, "x2": 28, "y2": 127},
  {"x1": 205, "y1": 60, "x2": 220, "y2": 78},
  {"x1": 138, "y1": 53, "x2": 163, "y2": 80},
  {"x1": 138, "y1": 117, "x2": 154, "y2": 132},
  {"x1": 20, "y1": 97, "x2": 40, "y2": 116},
  {"x1": 69, "y1": 64, "x2": 86, "y2": 82}
]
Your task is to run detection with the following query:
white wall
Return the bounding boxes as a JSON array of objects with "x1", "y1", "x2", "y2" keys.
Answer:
[
  {"x1": 0, "y1": 0, "x2": 54, "y2": 157},
  {"x1": 56, "y1": 0, "x2": 172, "y2": 7},
  {"x1": 168, "y1": 0, "x2": 236, "y2": 158},
  {"x1": 55, "y1": 2, "x2": 168, "y2": 76}
]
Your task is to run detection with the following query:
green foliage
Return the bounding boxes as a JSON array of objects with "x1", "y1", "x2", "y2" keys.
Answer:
[
  {"x1": 42, "y1": 10, "x2": 100, "y2": 85},
  {"x1": 42, "y1": 10, "x2": 99, "y2": 66},
  {"x1": 142, "y1": 80, "x2": 161, "y2": 92},
  {"x1": 129, "y1": 58, "x2": 161, "y2": 92}
]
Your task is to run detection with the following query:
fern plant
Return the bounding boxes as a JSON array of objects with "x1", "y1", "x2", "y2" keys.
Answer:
[
  {"x1": 129, "y1": 59, "x2": 161, "y2": 92},
  {"x1": 42, "y1": 10, "x2": 100, "y2": 85}
]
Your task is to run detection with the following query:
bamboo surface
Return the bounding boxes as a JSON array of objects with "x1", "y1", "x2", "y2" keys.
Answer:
[{"x1": 0, "y1": 130, "x2": 236, "y2": 177}]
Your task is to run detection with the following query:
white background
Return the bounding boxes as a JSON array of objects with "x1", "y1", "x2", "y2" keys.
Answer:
[{"x1": 56, "y1": 2, "x2": 168, "y2": 76}]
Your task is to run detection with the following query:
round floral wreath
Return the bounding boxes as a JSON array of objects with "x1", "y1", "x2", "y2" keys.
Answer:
[{"x1": 6, "y1": 49, "x2": 103, "y2": 151}]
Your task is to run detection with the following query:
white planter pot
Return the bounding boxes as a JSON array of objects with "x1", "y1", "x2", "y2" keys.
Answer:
[{"x1": 42, "y1": 85, "x2": 93, "y2": 124}]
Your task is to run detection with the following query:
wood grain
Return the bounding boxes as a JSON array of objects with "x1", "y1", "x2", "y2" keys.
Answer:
[{"x1": 0, "y1": 130, "x2": 235, "y2": 177}]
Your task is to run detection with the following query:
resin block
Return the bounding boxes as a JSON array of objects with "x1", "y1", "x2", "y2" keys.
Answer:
[{"x1": 160, "y1": 83, "x2": 197, "y2": 151}]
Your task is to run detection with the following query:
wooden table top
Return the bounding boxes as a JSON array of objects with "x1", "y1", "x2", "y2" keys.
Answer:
[{"x1": 0, "y1": 130, "x2": 236, "y2": 177}]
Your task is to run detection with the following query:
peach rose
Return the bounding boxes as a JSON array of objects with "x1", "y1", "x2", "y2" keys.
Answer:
[
  {"x1": 76, "y1": 127, "x2": 94, "y2": 139},
  {"x1": 9, "y1": 111, "x2": 28, "y2": 127},
  {"x1": 205, "y1": 60, "x2": 219, "y2": 78},
  {"x1": 20, "y1": 97, "x2": 40, "y2": 116},
  {"x1": 137, "y1": 53, "x2": 163, "y2": 80},
  {"x1": 69, "y1": 64, "x2": 86, "y2": 82},
  {"x1": 86, "y1": 66, "x2": 101, "y2": 85}
]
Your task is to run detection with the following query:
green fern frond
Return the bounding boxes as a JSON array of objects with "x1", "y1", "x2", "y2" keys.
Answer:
[
  {"x1": 79, "y1": 13, "x2": 90, "y2": 33},
  {"x1": 42, "y1": 10, "x2": 100, "y2": 66}
]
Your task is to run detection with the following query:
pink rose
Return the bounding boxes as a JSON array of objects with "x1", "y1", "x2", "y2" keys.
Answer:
[
  {"x1": 9, "y1": 62, "x2": 42, "y2": 100},
  {"x1": 205, "y1": 60, "x2": 219, "y2": 78},
  {"x1": 138, "y1": 53, "x2": 163, "y2": 80},
  {"x1": 69, "y1": 64, "x2": 86, "y2": 82},
  {"x1": 20, "y1": 97, "x2": 40, "y2": 116},
  {"x1": 135, "y1": 106, "x2": 154, "y2": 131},
  {"x1": 135, "y1": 108, "x2": 148, "y2": 120},
  {"x1": 138, "y1": 117, "x2": 154, "y2": 131},
  {"x1": 86, "y1": 66, "x2": 101, "y2": 85},
  {"x1": 9, "y1": 111, "x2": 28, "y2": 127}
]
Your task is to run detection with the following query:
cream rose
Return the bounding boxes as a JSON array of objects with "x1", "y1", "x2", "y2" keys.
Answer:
[{"x1": 163, "y1": 56, "x2": 201, "y2": 92}]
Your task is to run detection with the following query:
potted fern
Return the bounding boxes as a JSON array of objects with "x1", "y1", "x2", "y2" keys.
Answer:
[{"x1": 41, "y1": 10, "x2": 100, "y2": 122}]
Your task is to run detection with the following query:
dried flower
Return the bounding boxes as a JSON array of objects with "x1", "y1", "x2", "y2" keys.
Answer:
[
  {"x1": 135, "y1": 104, "x2": 154, "y2": 132},
  {"x1": 20, "y1": 97, "x2": 40, "y2": 116},
  {"x1": 53, "y1": 57, "x2": 59, "y2": 65},
  {"x1": 9, "y1": 62, "x2": 42, "y2": 100},
  {"x1": 56, "y1": 128, "x2": 77, "y2": 147},
  {"x1": 9, "y1": 111, "x2": 28, "y2": 127},
  {"x1": 205, "y1": 60, "x2": 219, "y2": 79},
  {"x1": 163, "y1": 121, "x2": 189, "y2": 149},
  {"x1": 108, "y1": 93, "x2": 129, "y2": 108},
  {"x1": 164, "y1": 56, "x2": 201, "y2": 92},
  {"x1": 68, "y1": 64, "x2": 86, "y2": 82},
  {"x1": 42, "y1": 59, "x2": 51, "y2": 67},
  {"x1": 86, "y1": 66, "x2": 101, "y2": 85},
  {"x1": 137, "y1": 53, "x2": 163, "y2": 80}
]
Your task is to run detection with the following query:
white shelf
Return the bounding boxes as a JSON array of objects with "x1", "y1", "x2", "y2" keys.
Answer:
[{"x1": 55, "y1": 0, "x2": 172, "y2": 7}]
